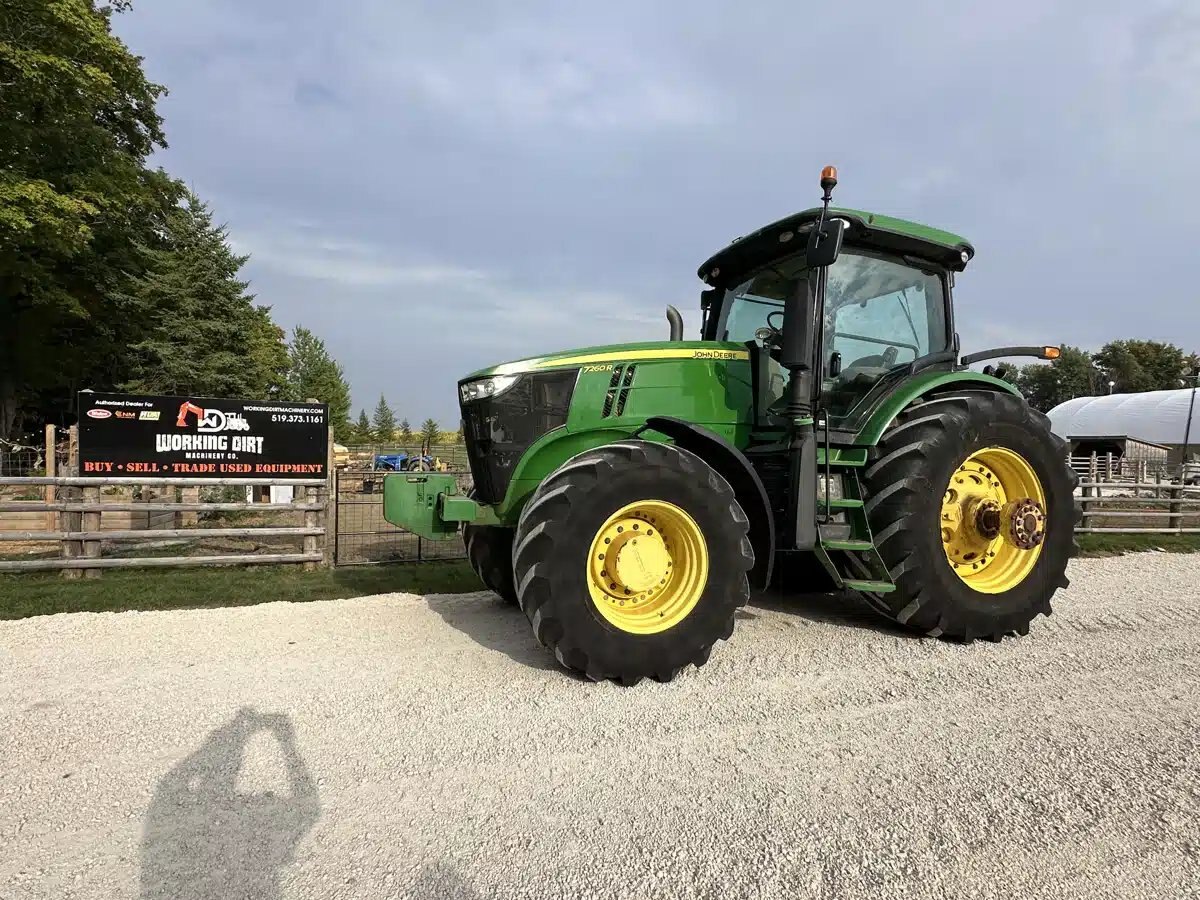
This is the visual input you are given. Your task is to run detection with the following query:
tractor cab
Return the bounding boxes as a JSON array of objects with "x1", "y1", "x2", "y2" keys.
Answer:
[{"x1": 698, "y1": 199, "x2": 972, "y2": 437}]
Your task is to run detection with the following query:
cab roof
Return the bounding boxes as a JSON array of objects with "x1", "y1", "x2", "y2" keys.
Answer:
[{"x1": 697, "y1": 206, "x2": 975, "y2": 286}]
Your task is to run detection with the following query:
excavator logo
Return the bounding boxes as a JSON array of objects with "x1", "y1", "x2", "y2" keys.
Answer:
[{"x1": 175, "y1": 401, "x2": 251, "y2": 433}]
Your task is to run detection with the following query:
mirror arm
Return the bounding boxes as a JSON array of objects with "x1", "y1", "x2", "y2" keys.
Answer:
[{"x1": 960, "y1": 346, "x2": 1061, "y2": 366}]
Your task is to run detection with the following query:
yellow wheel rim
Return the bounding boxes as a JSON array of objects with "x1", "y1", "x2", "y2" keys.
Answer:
[
  {"x1": 941, "y1": 447, "x2": 1047, "y2": 594},
  {"x1": 586, "y1": 499, "x2": 708, "y2": 634}
]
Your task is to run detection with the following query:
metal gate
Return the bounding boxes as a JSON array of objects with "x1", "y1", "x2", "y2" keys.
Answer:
[{"x1": 333, "y1": 468, "x2": 469, "y2": 566}]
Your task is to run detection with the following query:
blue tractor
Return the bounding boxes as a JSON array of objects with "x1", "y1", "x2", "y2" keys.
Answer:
[{"x1": 374, "y1": 451, "x2": 447, "y2": 472}]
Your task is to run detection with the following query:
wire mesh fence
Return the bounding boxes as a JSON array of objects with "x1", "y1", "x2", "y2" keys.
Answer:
[
  {"x1": 0, "y1": 440, "x2": 46, "y2": 477},
  {"x1": 333, "y1": 467, "x2": 472, "y2": 565},
  {"x1": 337, "y1": 444, "x2": 470, "y2": 472}
]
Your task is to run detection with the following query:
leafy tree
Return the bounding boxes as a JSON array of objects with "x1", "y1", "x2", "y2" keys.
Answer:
[
  {"x1": 420, "y1": 417, "x2": 440, "y2": 448},
  {"x1": 122, "y1": 193, "x2": 290, "y2": 401},
  {"x1": 0, "y1": 0, "x2": 180, "y2": 437},
  {"x1": 399, "y1": 418, "x2": 414, "y2": 444},
  {"x1": 285, "y1": 325, "x2": 351, "y2": 437},
  {"x1": 354, "y1": 409, "x2": 371, "y2": 444},
  {"x1": 372, "y1": 395, "x2": 397, "y2": 444},
  {"x1": 1094, "y1": 340, "x2": 1189, "y2": 394},
  {"x1": 1015, "y1": 345, "x2": 1099, "y2": 412}
]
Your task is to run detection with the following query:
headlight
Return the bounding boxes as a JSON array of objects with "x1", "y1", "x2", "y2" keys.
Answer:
[{"x1": 459, "y1": 374, "x2": 519, "y2": 404}]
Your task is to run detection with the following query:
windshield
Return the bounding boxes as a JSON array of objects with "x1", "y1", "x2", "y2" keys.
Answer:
[
  {"x1": 714, "y1": 252, "x2": 808, "y2": 343},
  {"x1": 824, "y1": 251, "x2": 947, "y2": 368},
  {"x1": 822, "y1": 250, "x2": 949, "y2": 422}
]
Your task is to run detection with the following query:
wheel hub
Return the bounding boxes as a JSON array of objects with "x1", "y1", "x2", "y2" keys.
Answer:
[
  {"x1": 602, "y1": 520, "x2": 670, "y2": 596},
  {"x1": 1004, "y1": 499, "x2": 1046, "y2": 550},
  {"x1": 586, "y1": 500, "x2": 707, "y2": 634},
  {"x1": 972, "y1": 498, "x2": 1003, "y2": 540}
]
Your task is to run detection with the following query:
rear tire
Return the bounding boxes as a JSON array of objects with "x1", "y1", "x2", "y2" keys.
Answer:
[
  {"x1": 512, "y1": 440, "x2": 754, "y2": 684},
  {"x1": 860, "y1": 391, "x2": 1077, "y2": 641}
]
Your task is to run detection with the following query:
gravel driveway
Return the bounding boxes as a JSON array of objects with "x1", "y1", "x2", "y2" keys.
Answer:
[{"x1": 2, "y1": 553, "x2": 1199, "y2": 900}]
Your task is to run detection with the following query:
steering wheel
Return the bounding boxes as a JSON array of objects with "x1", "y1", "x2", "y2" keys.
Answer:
[{"x1": 834, "y1": 345, "x2": 902, "y2": 387}]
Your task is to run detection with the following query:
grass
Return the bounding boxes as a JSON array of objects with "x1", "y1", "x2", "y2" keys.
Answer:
[
  {"x1": 0, "y1": 560, "x2": 479, "y2": 620},
  {"x1": 1075, "y1": 533, "x2": 1200, "y2": 557},
  {"x1": 4, "y1": 534, "x2": 1198, "y2": 621}
]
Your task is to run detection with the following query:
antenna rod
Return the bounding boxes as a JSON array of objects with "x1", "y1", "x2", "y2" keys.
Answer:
[{"x1": 813, "y1": 165, "x2": 838, "y2": 249}]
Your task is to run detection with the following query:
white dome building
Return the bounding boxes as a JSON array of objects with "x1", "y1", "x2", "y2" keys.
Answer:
[{"x1": 1048, "y1": 388, "x2": 1199, "y2": 463}]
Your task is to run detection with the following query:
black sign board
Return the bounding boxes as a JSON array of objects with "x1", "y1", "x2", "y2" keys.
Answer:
[{"x1": 78, "y1": 393, "x2": 328, "y2": 478}]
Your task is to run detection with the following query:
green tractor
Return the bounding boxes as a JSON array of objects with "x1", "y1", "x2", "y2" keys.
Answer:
[{"x1": 385, "y1": 167, "x2": 1077, "y2": 684}]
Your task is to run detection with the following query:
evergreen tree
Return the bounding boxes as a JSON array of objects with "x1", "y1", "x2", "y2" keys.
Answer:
[
  {"x1": 420, "y1": 417, "x2": 440, "y2": 448},
  {"x1": 372, "y1": 395, "x2": 397, "y2": 444},
  {"x1": 399, "y1": 419, "x2": 414, "y2": 444},
  {"x1": 285, "y1": 325, "x2": 352, "y2": 437},
  {"x1": 122, "y1": 192, "x2": 288, "y2": 401},
  {"x1": 246, "y1": 312, "x2": 291, "y2": 400},
  {"x1": 354, "y1": 409, "x2": 371, "y2": 444}
]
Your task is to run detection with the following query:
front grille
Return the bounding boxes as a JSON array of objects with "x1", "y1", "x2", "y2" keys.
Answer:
[{"x1": 461, "y1": 369, "x2": 577, "y2": 504}]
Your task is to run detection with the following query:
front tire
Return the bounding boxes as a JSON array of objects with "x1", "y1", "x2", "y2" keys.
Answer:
[
  {"x1": 512, "y1": 440, "x2": 754, "y2": 684},
  {"x1": 860, "y1": 391, "x2": 1077, "y2": 641},
  {"x1": 462, "y1": 490, "x2": 517, "y2": 605}
]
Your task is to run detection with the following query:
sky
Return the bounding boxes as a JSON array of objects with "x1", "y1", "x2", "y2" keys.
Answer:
[{"x1": 111, "y1": 0, "x2": 1200, "y2": 426}]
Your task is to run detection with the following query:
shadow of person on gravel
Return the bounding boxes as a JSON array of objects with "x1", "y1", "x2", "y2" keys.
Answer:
[
  {"x1": 139, "y1": 708, "x2": 320, "y2": 900},
  {"x1": 424, "y1": 592, "x2": 562, "y2": 672}
]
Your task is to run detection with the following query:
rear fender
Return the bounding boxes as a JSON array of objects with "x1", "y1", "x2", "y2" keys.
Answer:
[{"x1": 854, "y1": 372, "x2": 1021, "y2": 446}]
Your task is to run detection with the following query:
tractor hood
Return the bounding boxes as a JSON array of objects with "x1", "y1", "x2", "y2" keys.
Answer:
[{"x1": 460, "y1": 340, "x2": 749, "y2": 383}]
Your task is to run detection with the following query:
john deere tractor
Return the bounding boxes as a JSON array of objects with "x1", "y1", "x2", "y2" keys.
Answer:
[{"x1": 384, "y1": 168, "x2": 1076, "y2": 684}]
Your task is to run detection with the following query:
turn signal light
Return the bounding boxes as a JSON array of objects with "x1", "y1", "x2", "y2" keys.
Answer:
[{"x1": 1042, "y1": 346, "x2": 1061, "y2": 360}]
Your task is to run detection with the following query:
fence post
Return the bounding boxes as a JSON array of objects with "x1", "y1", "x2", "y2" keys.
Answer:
[
  {"x1": 304, "y1": 484, "x2": 319, "y2": 572},
  {"x1": 44, "y1": 424, "x2": 56, "y2": 531},
  {"x1": 61, "y1": 426, "x2": 82, "y2": 579},
  {"x1": 323, "y1": 428, "x2": 336, "y2": 567},
  {"x1": 82, "y1": 485, "x2": 102, "y2": 578},
  {"x1": 178, "y1": 486, "x2": 200, "y2": 528},
  {"x1": 1168, "y1": 485, "x2": 1182, "y2": 533}
]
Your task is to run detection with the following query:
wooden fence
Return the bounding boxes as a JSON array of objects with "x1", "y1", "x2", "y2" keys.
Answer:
[
  {"x1": 0, "y1": 423, "x2": 333, "y2": 576},
  {"x1": 1077, "y1": 480, "x2": 1200, "y2": 534},
  {"x1": 0, "y1": 476, "x2": 330, "y2": 575}
]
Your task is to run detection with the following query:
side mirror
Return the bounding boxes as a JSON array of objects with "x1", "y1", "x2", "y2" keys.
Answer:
[
  {"x1": 700, "y1": 288, "x2": 720, "y2": 310},
  {"x1": 828, "y1": 351, "x2": 842, "y2": 378},
  {"x1": 806, "y1": 217, "x2": 845, "y2": 268}
]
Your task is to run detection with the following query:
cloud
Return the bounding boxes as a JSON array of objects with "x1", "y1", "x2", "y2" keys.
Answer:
[
  {"x1": 112, "y1": 0, "x2": 1200, "y2": 425},
  {"x1": 233, "y1": 231, "x2": 490, "y2": 290}
]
